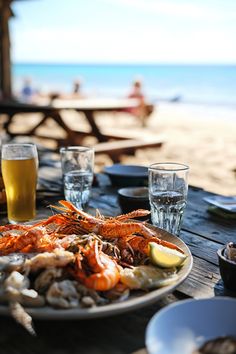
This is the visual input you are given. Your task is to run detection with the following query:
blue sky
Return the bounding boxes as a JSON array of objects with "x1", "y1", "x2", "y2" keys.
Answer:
[{"x1": 11, "y1": 0, "x2": 236, "y2": 64}]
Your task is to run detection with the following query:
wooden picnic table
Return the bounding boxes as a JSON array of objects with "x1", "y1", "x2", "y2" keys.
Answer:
[
  {"x1": 0, "y1": 99, "x2": 162, "y2": 162},
  {"x1": 1, "y1": 170, "x2": 235, "y2": 354},
  {"x1": 0, "y1": 98, "x2": 139, "y2": 144}
]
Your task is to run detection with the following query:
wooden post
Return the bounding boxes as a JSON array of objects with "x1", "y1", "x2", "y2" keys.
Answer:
[{"x1": 0, "y1": 0, "x2": 12, "y2": 100}]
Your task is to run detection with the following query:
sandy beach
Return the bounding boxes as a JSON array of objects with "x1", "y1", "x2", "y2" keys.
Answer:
[
  {"x1": 5, "y1": 102, "x2": 236, "y2": 195},
  {"x1": 94, "y1": 102, "x2": 236, "y2": 195}
]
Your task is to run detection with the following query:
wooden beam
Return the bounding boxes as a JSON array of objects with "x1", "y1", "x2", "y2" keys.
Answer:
[
  {"x1": 0, "y1": 0, "x2": 12, "y2": 100},
  {"x1": 94, "y1": 138, "x2": 164, "y2": 162}
]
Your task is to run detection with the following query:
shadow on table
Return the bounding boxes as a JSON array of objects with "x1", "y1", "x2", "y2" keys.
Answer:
[
  {"x1": 0, "y1": 299, "x2": 169, "y2": 354},
  {"x1": 214, "y1": 279, "x2": 236, "y2": 297}
]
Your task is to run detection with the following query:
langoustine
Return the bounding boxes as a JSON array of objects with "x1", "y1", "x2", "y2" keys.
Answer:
[
  {"x1": 39, "y1": 200, "x2": 157, "y2": 239},
  {"x1": 37, "y1": 200, "x2": 183, "y2": 254},
  {"x1": 117, "y1": 234, "x2": 184, "y2": 256},
  {"x1": 0, "y1": 228, "x2": 57, "y2": 255}
]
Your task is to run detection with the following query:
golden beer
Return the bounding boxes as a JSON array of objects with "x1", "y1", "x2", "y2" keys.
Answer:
[
  {"x1": 1, "y1": 144, "x2": 38, "y2": 223},
  {"x1": 2, "y1": 158, "x2": 37, "y2": 222}
]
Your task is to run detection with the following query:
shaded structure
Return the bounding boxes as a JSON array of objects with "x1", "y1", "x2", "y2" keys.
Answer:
[
  {"x1": 0, "y1": 0, "x2": 28, "y2": 100},
  {"x1": 0, "y1": 0, "x2": 13, "y2": 99}
]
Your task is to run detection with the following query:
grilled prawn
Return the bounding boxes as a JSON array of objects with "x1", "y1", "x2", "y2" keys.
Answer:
[{"x1": 73, "y1": 240, "x2": 120, "y2": 291}]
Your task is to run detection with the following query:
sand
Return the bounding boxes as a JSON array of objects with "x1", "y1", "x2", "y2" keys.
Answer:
[
  {"x1": 93, "y1": 103, "x2": 236, "y2": 195},
  {"x1": 3, "y1": 102, "x2": 236, "y2": 195}
]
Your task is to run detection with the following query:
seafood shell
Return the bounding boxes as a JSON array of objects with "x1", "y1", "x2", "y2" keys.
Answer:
[{"x1": 46, "y1": 280, "x2": 79, "y2": 309}]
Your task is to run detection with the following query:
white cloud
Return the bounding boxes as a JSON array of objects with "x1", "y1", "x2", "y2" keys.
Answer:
[
  {"x1": 11, "y1": 25, "x2": 236, "y2": 63},
  {"x1": 11, "y1": 0, "x2": 236, "y2": 63}
]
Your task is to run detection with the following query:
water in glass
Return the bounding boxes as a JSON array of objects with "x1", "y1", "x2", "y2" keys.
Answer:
[
  {"x1": 148, "y1": 163, "x2": 189, "y2": 235},
  {"x1": 64, "y1": 170, "x2": 93, "y2": 209},
  {"x1": 149, "y1": 190, "x2": 187, "y2": 235}
]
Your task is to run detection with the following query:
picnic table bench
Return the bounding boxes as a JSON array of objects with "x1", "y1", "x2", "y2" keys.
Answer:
[
  {"x1": 0, "y1": 166, "x2": 235, "y2": 354},
  {"x1": 94, "y1": 138, "x2": 164, "y2": 162}
]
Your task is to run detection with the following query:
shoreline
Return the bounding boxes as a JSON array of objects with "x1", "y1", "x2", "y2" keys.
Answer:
[{"x1": 13, "y1": 63, "x2": 236, "y2": 106}]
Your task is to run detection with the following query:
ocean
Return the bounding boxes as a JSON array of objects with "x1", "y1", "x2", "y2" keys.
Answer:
[{"x1": 13, "y1": 63, "x2": 236, "y2": 107}]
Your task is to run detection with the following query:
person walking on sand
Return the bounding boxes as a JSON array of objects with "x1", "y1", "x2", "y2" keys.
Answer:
[{"x1": 71, "y1": 79, "x2": 86, "y2": 99}]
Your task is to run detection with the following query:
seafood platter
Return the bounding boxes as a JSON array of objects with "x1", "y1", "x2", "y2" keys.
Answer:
[{"x1": 0, "y1": 200, "x2": 192, "y2": 334}]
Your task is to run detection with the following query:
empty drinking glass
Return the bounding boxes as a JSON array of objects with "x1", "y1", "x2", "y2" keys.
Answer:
[
  {"x1": 60, "y1": 146, "x2": 94, "y2": 209},
  {"x1": 148, "y1": 163, "x2": 189, "y2": 235}
]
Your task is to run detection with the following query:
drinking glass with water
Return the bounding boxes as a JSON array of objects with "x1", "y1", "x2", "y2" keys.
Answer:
[
  {"x1": 60, "y1": 146, "x2": 94, "y2": 210},
  {"x1": 148, "y1": 163, "x2": 189, "y2": 235}
]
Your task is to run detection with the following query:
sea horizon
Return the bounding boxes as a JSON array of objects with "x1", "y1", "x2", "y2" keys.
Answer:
[
  {"x1": 13, "y1": 62, "x2": 236, "y2": 108},
  {"x1": 13, "y1": 61, "x2": 236, "y2": 65}
]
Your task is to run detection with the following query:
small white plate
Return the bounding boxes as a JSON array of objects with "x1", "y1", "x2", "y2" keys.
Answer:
[
  {"x1": 204, "y1": 196, "x2": 236, "y2": 212},
  {"x1": 146, "y1": 297, "x2": 236, "y2": 354}
]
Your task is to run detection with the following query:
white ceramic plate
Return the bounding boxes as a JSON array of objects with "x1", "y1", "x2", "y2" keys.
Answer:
[
  {"x1": 146, "y1": 297, "x2": 236, "y2": 354},
  {"x1": 0, "y1": 227, "x2": 192, "y2": 320}
]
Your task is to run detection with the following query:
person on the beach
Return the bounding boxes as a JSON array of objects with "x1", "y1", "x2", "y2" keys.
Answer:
[
  {"x1": 127, "y1": 79, "x2": 153, "y2": 127},
  {"x1": 73, "y1": 80, "x2": 81, "y2": 95},
  {"x1": 49, "y1": 80, "x2": 85, "y2": 101},
  {"x1": 21, "y1": 78, "x2": 36, "y2": 102},
  {"x1": 128, "y1": 79, "x2": 145, "y2": 100},
  {"x1": 71, "y1": 79, "x2": 85, "y2": 99}
]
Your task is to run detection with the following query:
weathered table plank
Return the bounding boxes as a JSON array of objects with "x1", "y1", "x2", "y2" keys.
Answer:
[
  {"x1": 180, "y1": 230, "x2": 221, "y2": 266},
  {"x1": 0, "y1": 294, "x2": 181, "y2": 354},
  {"x1": 177, "y1": 256, "x2": 222, "y2": 298},
  {"x1": 183, "y1": 188, "x2": 236, "y2": 244}
]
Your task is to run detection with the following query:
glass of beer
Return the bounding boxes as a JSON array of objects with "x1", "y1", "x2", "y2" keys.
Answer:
[{"x1": 1, "y1": 143, "x2": 38, "y2": 223}]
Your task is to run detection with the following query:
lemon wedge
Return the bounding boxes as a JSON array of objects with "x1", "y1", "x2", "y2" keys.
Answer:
[{"x1": 149, "y1": 242, "x2": 187, "y2": 268}]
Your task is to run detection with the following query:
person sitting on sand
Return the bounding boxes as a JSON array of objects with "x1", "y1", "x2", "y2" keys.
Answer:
[{"x1": 127, "y1": 79, "x2": 153, "y2": 127}]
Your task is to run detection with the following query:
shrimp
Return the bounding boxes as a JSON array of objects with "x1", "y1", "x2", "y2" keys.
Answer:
[
  {"x1": 34, "y1": 214, "x2": 86, "y2": 236},
  {"x1": 113, "y1": 209, "x2": 150, "y2": 221},
  {"x1": 47, "y1": 200, "x2": 159, "y2": 239},
  {"x1": 118, "y1": 234, "x2": 185, "y2": 255},
  {"x1": 0, "y1": 224, "x2": 32, "y2": 233},
  {"x1": 35, "y1": 200, "x2": 184, "y2": 253},
  {"x1": 73, "y1": 240, "x2": 120, "y2": 291},
  {"x1": 0, "y1": 229, "x2": 57, "y2": 255}
]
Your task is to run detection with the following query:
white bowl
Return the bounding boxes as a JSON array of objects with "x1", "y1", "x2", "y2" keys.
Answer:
[{"x1": 146, "y1": 297, "x2": 236, "y2": 354}]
